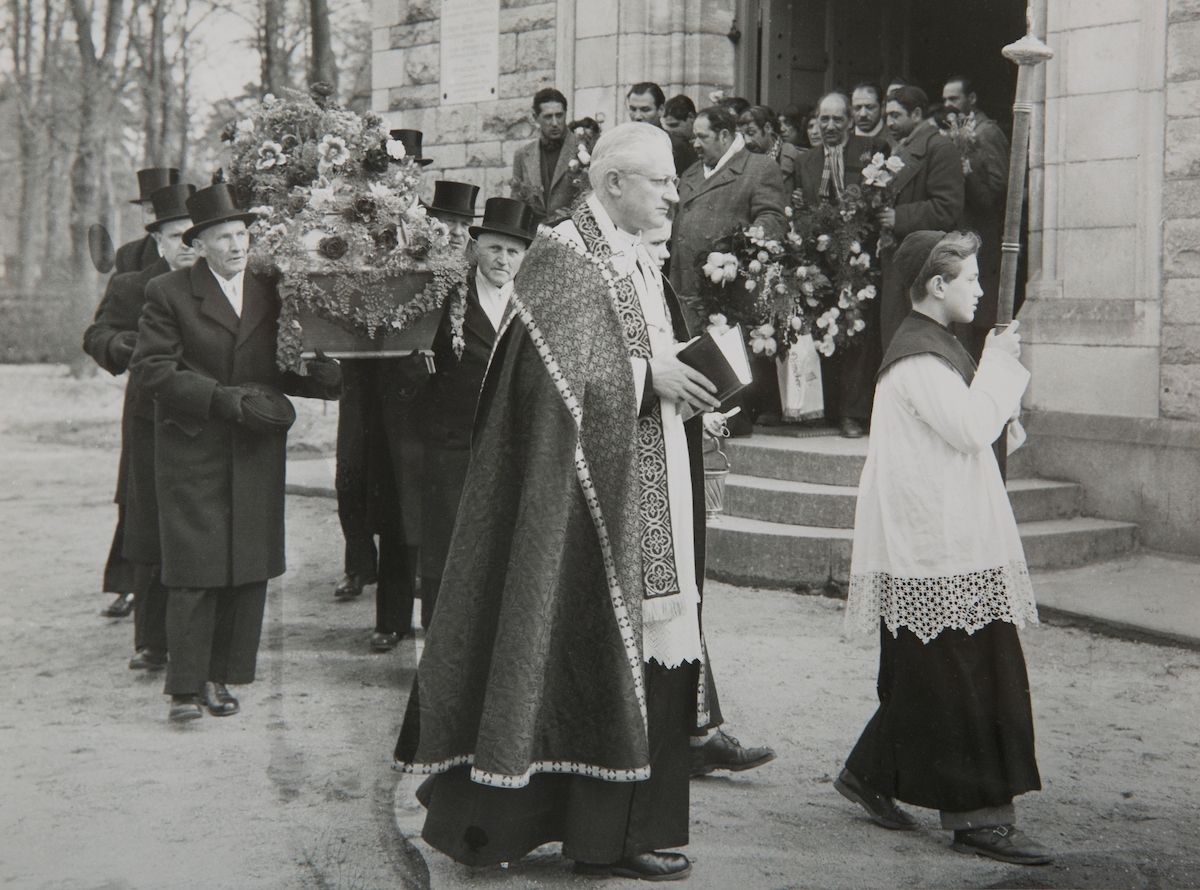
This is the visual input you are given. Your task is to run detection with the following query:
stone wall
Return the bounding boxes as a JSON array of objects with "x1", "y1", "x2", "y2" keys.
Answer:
[
  {"x1": 1023, "y1": 0, "x2": 1167, "y2": 418},
  {"x1": 371, "y1": 0, "x2": 559, "y2": 200},
  {"x1": 370, "y1": 0, "x2": 738, "y2": 202},
  {"x1": 1162, "y1": 0, "x2": 1200, "y2": 421}
]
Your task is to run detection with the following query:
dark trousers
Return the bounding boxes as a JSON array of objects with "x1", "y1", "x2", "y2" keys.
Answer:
[
  {"x1": 102, "y1": 506, "x2": 138, "y2": 594},
  {"x1": 336, "y1": 361, "x2": 419, "y2": 635},
  {"x1": 132, "y1": 563, "x2": 169, "y2": 654},
  {"x1": 164, "y1": 581, "x2": 267, "y2": 695},
  {"x1": 419, "y1": 661, "x2": 698, "y2": 867},
  {"x1": 820, "y1": 299, "x2": 882, "y2": 423},
  {"x1": 418, "y1": 446, "x2": 472, "y2": 628}
]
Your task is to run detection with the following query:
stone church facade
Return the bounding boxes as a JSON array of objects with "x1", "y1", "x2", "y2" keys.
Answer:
[{"x1": 371, "y1": 0, "x2": 1200, "y2": 555}]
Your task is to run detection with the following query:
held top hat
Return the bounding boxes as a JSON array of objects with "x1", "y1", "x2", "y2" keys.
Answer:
[
  {"x1": 469, "y1": 198, "x2": 539, "y2": 245},
  {"x1": 425, "y1": 180, "x2": 480, "y2": 220},
  {"x1": 132, "y1": 168, "x2": 181, "y2": 205},
  {"x1": 238, "y1": 383, "x2": 297, "y2": 434},
  {"x1": 389, "y1": 129, "x2": 434, "y2": 166},
  {"x1": 181, "y1": 183, "x2": 260, "y2": 246},
  {"x1": 144, "y1": 184, "x2": 197, "y2": 232}
]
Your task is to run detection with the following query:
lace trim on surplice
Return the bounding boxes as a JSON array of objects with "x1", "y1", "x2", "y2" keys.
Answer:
[{"x1": 844, "y1": 563, "x2": 1039, "y2": 644}]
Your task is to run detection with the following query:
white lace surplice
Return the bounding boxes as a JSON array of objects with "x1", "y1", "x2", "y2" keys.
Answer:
[
  {"x1": 555, "y1": 198, "x2": 702, "y2": 668},
  {"x1": 844, "y1": 349, "x2": 1039, "y2": 644}
]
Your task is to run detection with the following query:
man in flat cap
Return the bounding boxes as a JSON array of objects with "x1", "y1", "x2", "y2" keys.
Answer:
[{"x1": 132, "y1": 183, "x2": 342, "y2": 722}]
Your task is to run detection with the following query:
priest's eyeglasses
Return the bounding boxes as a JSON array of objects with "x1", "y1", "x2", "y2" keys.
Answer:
[{"x1": 625, "y1": 172, "x2": 680, "y2": 190}]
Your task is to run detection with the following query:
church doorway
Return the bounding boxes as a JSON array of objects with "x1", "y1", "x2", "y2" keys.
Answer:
[{"x1": 744, "y1": 0, "x2": 1027, "y2": 131}]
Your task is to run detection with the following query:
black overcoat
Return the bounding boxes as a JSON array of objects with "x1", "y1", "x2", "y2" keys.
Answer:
[
  {"x1": 131, "y1": 260, "x2": 339, "y2": 588},
  {"x1": 83, "y1": 257, "x2": 170, "y2": 562},
  {"x1": 114, "y1": 234, "x2": 161, "y2": 275},
  {"x1": 414, "y1": 275, "x2": 497, "y2": 581}
]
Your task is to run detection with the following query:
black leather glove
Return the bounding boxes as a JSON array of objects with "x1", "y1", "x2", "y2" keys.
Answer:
[
  {"x1": 304, "y1": 350, "x2": 342, "y2": 389},
  {"x1": 210, "y1": 385, "x2": 246, "y2": 423},
  {"x1": 108, "y1": 331, "x2": 137, "y2": 368}
]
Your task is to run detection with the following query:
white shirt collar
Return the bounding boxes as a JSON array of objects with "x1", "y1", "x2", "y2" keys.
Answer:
[
  {"x1": 586, "y1": 194, "x2": 649, "y2": 277},
  {"x1": 474, "y1": 268, "x2": 510, "y2": 331},
  {"x1": 704, "y1": 133, "x2": 745, "y2": 178},
  {"x1": 856, "y1": 120, "x2": 884, "y2": 138},
  {"x1": 210, "y1": 268, "x2": 245, "y2": 317}
]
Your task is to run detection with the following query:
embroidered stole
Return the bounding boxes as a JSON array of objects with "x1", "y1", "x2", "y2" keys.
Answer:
[{"x1": 572, "y1": 202, "x2": 683, "y2": 615}]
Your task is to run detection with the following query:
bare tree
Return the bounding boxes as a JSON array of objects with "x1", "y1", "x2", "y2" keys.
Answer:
[{"x1": 309, "y1": 0, "x2": 337, "y2": 95}]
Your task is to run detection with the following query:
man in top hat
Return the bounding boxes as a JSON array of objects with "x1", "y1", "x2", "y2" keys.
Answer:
[
  {"x1": 115, "y1": 168, "x2": 182, "y2": 275},
  {"x1": 389, "y1": 129, "x2": 435, "y2": 169},
  {"x1": 412, "y1": 196, "x2": 536, "y2": 627},
  {"x1": 84, "y1": 183, "x2": 198, "y2": 670},
  {"x1": 425, "y1": 180, "x2": 480, "y2": 254},
  {"x1": 88, "y1": 167, "x2": 183, "y2": 620},
  {"x1": 131, "y1": 183, "x2": 343, "y2": 722}
]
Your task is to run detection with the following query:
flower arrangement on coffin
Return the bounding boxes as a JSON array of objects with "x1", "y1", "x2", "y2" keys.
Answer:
[{"x1": 220, "y1": 87, "x2": 460, "y2": 371}]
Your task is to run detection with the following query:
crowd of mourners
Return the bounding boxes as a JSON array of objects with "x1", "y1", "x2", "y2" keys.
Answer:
[{"x1": 85, "y1": 71, "x2": 1050, "y2": 881}]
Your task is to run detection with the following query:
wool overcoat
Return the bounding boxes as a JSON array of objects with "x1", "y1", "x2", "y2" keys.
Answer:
[
  {"x1": 131, "y1": 259, "x2": 340, "y2": 588},
  {"x1": 670, "y1": 148, "x2": 788, "y2": 325},
  {"x1": 83, "y1": 257, "x2": 171, "y2": 563}
]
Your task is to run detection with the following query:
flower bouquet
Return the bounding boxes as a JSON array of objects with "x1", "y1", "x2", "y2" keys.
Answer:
[
  {"x1": 852, "y1": 151, "x2": 905, "y2": 252},
  {"x1": 220, "y1": 87, "x2": 461, "y2": 371}
]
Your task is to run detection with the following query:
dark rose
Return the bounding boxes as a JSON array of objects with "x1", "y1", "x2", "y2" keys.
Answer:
[
  {"x1": 310, "y1": 81, "x2": 335, "y2": 107},
  {"x1": 288, "y1": 193, "x2": 309, "y2": 215},
  {"x1": 353, "y1": 195, "x2": 378, "y2": 221},
  {"x1": 373, "y1": 224, "x2": 398, "y2": 251},
  {"x1": 219, "y1": 122, "x2": 237, "y2": 143},
  {"x1": 280, "y1": 133, "x2": 300, "y2": 152},
  {"x1": 318, "y1": 235, "x2": 349, "y2": 261},
  {"x1": 362, "y1": 147, "x2": 389, "y2": 174}
]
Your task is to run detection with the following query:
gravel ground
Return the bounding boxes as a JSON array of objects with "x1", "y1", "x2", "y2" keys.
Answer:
[{"x1": 2, "y1": 364, "x2": 1199, "y2": 890}]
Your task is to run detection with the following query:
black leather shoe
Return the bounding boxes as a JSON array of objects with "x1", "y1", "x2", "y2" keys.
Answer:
[
  {"x1": 575, "y1": 851, "x2": 692, "y2": 881},
  {"x1": 168, "y1": 694, "x2": 202, "y2": 722},
  {"x1": 128, "y1": 648, "x2": 167, "y2": 671},
  {"x1": 952, "y1": 825, "x2": 1053, "y2": 865},
  {"x1": 833, "y1": 768, "x2": 917, "y2": 830},
  {"x1": 839, "y1": 418, "x2": 865, "y2": 438},
  {"x1": 101, "y1": 592, "x2": 135, "y2": 618},
  {"x1": 333, "y1": 573, "x2": 371, "y2": 600},
  {"x1": 370, "y1": 631, "x2": 400, "y2": 652},
  {"x1": 690, "y1": 729, "x2": 776, "y2": 777},
  {"x1": 201, "y1": 681, "x2": 239, "y2": 716}
]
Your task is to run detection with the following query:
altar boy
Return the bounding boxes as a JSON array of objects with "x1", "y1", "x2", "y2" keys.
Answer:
[{"x1": 835, "y1": 230, "x2": 1052, "y2": 866}]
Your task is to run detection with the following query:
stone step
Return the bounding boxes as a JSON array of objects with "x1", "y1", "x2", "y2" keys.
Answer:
[
  {"x1": 705, "y1": 515, "x2": 1138, "y2": 589},
  {"x1": 721, "y1": 474, "x2": 1083, "y2": 528},
  {"x1": 722, "y1": 431, "x2": 1034, "y2": 485}
]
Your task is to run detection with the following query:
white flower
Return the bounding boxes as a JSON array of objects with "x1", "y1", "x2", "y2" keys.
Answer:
[
  {"x1": 235, "y1": 118, "x2": 255, "y2": 138},
  {"x1": 853, "y1": 318, "x2": 866, "y2": 332},
  {"x1": 255, "y1": 140, "x2": 286, "y2": 169},
  {"x1": 368, "y1": 181, "x2": 393, "y2": 200},
  {"x1": 709, "y1": 312, "x2": 728, "y2": 326},
  {"x1": 816, "y1": 234, "x2": 831, "y2": 251},
  {"x1": 806, "y1": 297, "x2": 819, "y2": 307},
  {"x1": 857, "y1": 285, "x2": 877, "y2": 301},
  {"x1": 317, "y1": 134, "x2": 350, "y2": 169},
  {"x1": 817, "y1": 316, "x2": 828, "y2": 329},
  {"x1": 385, "y1": 138, "x2": 407, "y2": 161},
  {"x1": 574, "y1": 126, "x2": 588, "y2": 138},
  {"x1": 262, "y1": 93, "x2": 277, "y2": 106},
  {"x1": 577, "y1": 146, "x2": 591, "y2": 165},
  {"x1": 248, "y1": 205, "x2": 272, "y2": 217},
  {"x1": 885, "y1": 154, "x2": 905, "y2": 173},
  {"x1": 744, "y1": 279, "x2": 757, "y2": 291},
  {"x1": 568, "y1": 159, "x2": 580, "y2": 172},
  {"x1": 789, "y1": 315, "x2": 804, "y2": 331},
  {"x1": 849, "y1": 240, "x2": 861, "y2": 254},
  {"x1": 748, "y1": 260, "x2": 762, "y2": 274},
  {"x1": 870, "y1": 152, "x2": 886, "y2": 167},
  {"x1": 308, "y1": 184, "x2": 337, "y2": 210},
  {"x1": 757, "y1": 250, "x2": 769, "y2": 263}
]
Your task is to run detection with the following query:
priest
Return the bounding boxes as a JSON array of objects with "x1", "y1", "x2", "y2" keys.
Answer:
[{"x1": 395, "y1": 122, "x2": 723, "y2": 881}]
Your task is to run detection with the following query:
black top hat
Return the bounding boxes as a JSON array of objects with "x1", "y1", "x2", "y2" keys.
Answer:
[
  {"x1": 239, "y1": 383, "x2": 297, "y2": 433},
  {"x1": 425, "y1": 181, "x2": 480, "y2": 220},
  {"x1": 389, "y1": 129, "x2": 434, "y2": 166},
  {"x1": 469, "y1": 198, "x2": 539, "y2": 245},
  {"x1": 145, "y1": 184, "x2": 197, "y2": 232},
  {"x1": 132, "y1": 168, "x2": 182, "y2": 205},
  {"x1": 181, "y1": 183, "x2": 260, "y2": 246}
]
